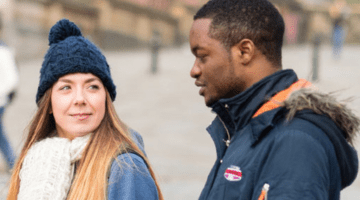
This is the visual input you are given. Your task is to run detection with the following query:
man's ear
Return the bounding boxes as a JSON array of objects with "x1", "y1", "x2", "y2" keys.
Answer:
[{"x1": 231, "y1": 39, "x2": 255, "y2": 66}]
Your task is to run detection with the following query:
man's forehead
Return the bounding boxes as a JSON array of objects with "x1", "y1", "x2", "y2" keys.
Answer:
[
  {"x1": 190, "y1": 18, "x2": 212, "y2": 35},
  {"x1": 190, "y1": 19, "x2": 213, "y2": 51}
]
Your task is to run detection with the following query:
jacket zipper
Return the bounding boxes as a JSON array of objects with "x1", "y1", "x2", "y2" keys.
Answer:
[
  {"x1": 204, "y1": 105, "x2": 232, "y2": 199},
  {"x1": 218, "y1": 116, "x2": 231, "y2": 147}
]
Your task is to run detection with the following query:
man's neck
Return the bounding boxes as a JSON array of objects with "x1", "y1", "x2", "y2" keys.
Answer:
[{"x1": 242, "y1": 54, "x2": 281, "y2": 90}]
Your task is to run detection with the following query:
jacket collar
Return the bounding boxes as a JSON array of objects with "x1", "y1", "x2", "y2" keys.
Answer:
[{"x1": 210, "y1": 69, "x2": 298, "y2": 137}]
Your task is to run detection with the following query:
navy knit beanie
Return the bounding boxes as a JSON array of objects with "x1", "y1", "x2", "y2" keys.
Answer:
[{"x1": 36, "y1": 19, "x2": 116, "y2": 103}]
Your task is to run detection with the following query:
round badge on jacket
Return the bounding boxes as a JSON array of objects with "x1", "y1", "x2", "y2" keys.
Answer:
[{"x1": 224, "y1": 165, "x2": 242, "y2": 181}]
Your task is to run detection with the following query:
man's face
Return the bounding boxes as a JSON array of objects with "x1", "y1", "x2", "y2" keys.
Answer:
[{"x1": 189, "y1": 18, "x2": 246, "y2": 106}]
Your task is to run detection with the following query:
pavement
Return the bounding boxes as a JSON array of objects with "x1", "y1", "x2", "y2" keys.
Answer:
[{"x1": 1, "y1": 44, "x2": 360, "y2": 199}]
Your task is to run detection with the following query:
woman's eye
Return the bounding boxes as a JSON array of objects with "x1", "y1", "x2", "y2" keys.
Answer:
[
  {"x1": 89, "y1": 85, "x2": 99, "y2": 90},
  {"x1": 60, "y1": 86, "x2": 71, "y2": 90}
]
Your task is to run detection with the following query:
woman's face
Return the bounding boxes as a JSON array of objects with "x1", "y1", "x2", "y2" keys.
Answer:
[{"x1": 51, "y1": 73, "x2": 106, "y2": 140}]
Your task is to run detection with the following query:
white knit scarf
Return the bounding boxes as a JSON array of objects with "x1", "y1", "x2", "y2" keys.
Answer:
[{"x1": 18, "y1": 134, "x2": 91, "y2": 200}]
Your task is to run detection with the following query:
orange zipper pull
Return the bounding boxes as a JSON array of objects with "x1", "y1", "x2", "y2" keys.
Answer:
[{"x1": 258, "y1": 183, "x2": 270, "y2": 200}]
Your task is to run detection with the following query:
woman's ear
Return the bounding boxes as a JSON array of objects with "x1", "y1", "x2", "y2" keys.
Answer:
[{"x1": 231, "y1": 39, "x2": 255, "y2": 66}]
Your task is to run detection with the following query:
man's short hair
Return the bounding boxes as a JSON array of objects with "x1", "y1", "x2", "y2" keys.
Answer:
[{"x1": 194, "y1": 0, "x2": 285, "y2": 67}]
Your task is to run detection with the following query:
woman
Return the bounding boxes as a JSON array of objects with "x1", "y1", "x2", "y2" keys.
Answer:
[{"x1": 7, "y1": 19, "x2": 163, "y2": 200}]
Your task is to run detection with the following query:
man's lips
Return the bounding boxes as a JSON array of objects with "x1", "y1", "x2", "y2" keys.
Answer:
[
  {"x1": 195, "y1": 81, "x2": 205, "y2": 95},
  {"x1": 195, "y1": 80, "x2": 204, "y2": 87}
]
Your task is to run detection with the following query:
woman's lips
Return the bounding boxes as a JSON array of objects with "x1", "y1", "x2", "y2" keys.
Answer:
[{"x1": 72, "y1": 114, "x2": 90, "y2": 121}]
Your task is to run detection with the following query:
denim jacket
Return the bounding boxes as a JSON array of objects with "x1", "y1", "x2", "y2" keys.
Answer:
[{"x1": 108, "y1": 130, "x2": 159, "y2": 200}]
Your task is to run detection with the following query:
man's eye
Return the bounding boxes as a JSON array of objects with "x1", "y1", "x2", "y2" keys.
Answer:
[{"x1": 199, "y1": 55, "x2": 207, "y2": 62}]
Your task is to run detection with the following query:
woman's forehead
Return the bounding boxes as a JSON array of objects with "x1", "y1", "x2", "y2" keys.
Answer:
[{"x1": 57, "y1": 73, "x2": 101, "y2": 82}]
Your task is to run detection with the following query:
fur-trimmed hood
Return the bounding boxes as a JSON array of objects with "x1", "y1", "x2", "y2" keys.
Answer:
[
  {"x1": 211, "y1": 69, "x2": 359, "y2": 189},
  {"x1": 284, "y1": 88, "x2": 360, "y2": 146},
  {"x1": 283, "y1": 88, "x2": 360, "y2": 189}
]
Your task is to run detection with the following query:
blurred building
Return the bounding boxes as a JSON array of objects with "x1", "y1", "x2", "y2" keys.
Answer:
[
  {"x1": 271, "y1": 0, "x2": 360, "y2": 45},
  {"x1": 1, "y1": 0, "x2": 207, "y2": 60},
  {"x1": 0, "y1": 0, "x2": 16, "y2": 47},
  {"x1": 1, "y1": 0, "x2": 360, "y2": 60}
]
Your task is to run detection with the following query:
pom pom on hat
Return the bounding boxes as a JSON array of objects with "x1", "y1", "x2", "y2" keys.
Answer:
[
  {"x1": 36, "y1": 19, "x2": 116, "y2": 103},
  {"x1": 48, "y1": 19, "x2": 82, "y2": 45}
]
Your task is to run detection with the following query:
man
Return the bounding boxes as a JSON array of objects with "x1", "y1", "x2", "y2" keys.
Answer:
[{"x1": 189, "y1": 0, "x2": 359, "y2": 199}]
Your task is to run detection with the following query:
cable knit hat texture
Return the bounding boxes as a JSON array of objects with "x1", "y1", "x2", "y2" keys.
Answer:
[{"x1": 36, "y1": 19, "x2": 116, "y2": 103}]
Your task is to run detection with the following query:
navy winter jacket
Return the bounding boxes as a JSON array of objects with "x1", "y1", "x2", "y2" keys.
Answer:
[{"x1": 199, "y1": 69, "x2": 358, "y2": 200}]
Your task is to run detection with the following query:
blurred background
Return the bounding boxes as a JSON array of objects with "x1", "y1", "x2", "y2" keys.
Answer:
[
  {"x1": 0, "y1": 0, "x2": 358, "y2": 60},
  {"x1": 0, "y1": 0, "x2": 360, "y2": 199}
]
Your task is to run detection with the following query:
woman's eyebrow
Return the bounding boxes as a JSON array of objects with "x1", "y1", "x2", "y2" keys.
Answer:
[
  {"x1": 58, "y1": 79, "x2": 73, "y2": 83},
  {"x1": 84, "y1": 78, "x2": 100, "y2": 83}
]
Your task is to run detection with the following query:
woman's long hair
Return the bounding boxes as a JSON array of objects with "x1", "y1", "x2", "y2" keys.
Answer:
[{"x1": 7, "y1": 89, "x2": 163, "y2": 200}]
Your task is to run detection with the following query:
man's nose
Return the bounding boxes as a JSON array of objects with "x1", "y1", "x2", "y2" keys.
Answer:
[{"x1": 190, "y1": 61, "x2": 201, "y2": 78}]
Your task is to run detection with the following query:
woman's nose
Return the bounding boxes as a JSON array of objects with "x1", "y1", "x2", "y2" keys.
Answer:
[{"x1": 74, "y1": 89, "x2": 86, "y2": 105}]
